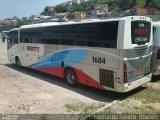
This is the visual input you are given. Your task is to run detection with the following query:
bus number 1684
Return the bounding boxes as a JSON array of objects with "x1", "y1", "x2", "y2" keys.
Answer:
[{"x1": 92, "y1": 57, "x2": 106, "y2": 64}]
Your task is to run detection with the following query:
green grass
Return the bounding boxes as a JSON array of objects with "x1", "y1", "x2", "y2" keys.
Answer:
[
  {"x1": 121, "y1": 106, "x2": 159, "y2": 114},
  {"x1": 157, "y1": 80, "x2": 160, "y2": 83},
  {"x1": 97, "y1": 106, "x2": 158, "y2": 114},
  {"x1": 40, "y1": 115, "x2": 50, "y2": 120},
  {"x1": 95, "y1": 81, "x2": 160, "y2": 115},
  {"x1": 130, "y1": 86, "x2": 160, "y2": 103},
  {"x1": 82, "y1": 103, "x2": 105, "y2": 114},
  {"x1": 95, "y1": 108, "x2": 114, "y2": 114},
  {"x1": 65, "y1": 102, "x2": 105, "y2": 119},
  {"x1": 65, "y1": 81, "x2": 160, "y2": 117},
  {"x1": 65, "y1": 102, "x2": 105, "y2": 114}
]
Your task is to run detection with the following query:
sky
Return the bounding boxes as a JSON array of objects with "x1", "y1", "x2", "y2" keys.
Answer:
[{"x1": 0, "y1": 0, "x2": 68, "y2": 20}]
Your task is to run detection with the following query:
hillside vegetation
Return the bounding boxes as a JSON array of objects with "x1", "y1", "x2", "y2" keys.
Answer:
[{"x1": 41, "y1": 0, "x2": 160, "y2": 16}]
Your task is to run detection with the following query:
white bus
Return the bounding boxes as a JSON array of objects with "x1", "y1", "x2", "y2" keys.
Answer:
[
  {"x1": 1, "y1": 31, "x2": 9, "y2": 42},
  {"x1": 7, "y1": 16, "x2": 152, "y2": 92},
  {"x1": 152, "y1": 22, "x2": 160, "y2": 75}
]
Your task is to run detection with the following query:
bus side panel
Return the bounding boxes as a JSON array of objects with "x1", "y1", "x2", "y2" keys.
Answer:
[
  {"x1": 77, "y1": 48, "x2": 119, "y2": 91},
  {"x1": 152, "y1": 26, "x2": 160, "y2": 75},
  {"x1": 33, "y1": 67, "x2": 65, "y2": 78},
  {"x1": 77, "y1": 64, "x2": 104, "y2": 89},
  {"x1": 152, "y1": 46, "x2": 160, "y2": 75},
  {"x1": 115, "y1": 49, "x2": 125, "y2": 92},
  {"x1": 8, "y1": 44, "x2": 19, "y2": 63},
  {"x1": 28, "y1": 47, "x2": 119, "y2": 90},
  {"x1": 115, "y1": 20, "x2": 125, "y2": 92},
  {"x1": 30, "y1": 48, "x2": 88, "y2": 77},
  {"x1": 17, "y1": 43, "x2": 45, "y2": 67}
]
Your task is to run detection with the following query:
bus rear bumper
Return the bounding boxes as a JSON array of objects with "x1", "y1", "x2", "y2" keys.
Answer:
[{"x1": 122, "y1": 73, "x2": 152, "y2": 92}]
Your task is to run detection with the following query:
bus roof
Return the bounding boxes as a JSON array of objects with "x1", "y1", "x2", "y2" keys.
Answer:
[
  {"x1": 20, "y1": 19, "x2": 118, "y2": 29},
  {"x1": 9, "y1": 28, "x2": 19, "y2": 32},
  {"x1": 19, "y1": 16, "x2": 151, "y2": 29}
]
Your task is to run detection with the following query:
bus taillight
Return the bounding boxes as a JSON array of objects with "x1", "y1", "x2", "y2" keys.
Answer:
[
  {"x1": 124, "y1": 63, "x2": 128, "y2": 83},
  {"x1": 157, "y1": 49, "x2": 160, "y2": 59}
]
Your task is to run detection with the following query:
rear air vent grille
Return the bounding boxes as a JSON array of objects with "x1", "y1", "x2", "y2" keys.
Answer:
[
  {"x1": 134, "y1": 45, "x2": 148, "y2": 56},
  {"x1": 99, "y1": 69, "x2": 114, "y2": 88}
]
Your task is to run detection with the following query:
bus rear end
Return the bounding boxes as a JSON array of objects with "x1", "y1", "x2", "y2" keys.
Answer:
[
  {"x1": 117, "y1": 16, "x2": 152, "y2": 92},
  {"x1": 152, "y1": 23, "x2": 160, "y2": 75}
]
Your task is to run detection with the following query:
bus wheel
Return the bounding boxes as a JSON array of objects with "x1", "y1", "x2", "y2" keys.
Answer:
[
  {"x1": 16, "y1": 57, "x2": 21, "y2": 68},
  {"x1": 65, "y1": 69, "x2": 78, "y2": 87}
]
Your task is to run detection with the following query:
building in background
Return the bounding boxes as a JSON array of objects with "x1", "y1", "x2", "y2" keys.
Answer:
[
  {"x1": 74, "y1": 11, "x2": 86, "y2": 19},
  {"x1": 89, "y1": 3, "x2": 109, "y2": 18}
]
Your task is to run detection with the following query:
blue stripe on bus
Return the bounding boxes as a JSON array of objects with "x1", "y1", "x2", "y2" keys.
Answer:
[{"x1": 32, "y1": 49, "x2": 88, "y2": 68}]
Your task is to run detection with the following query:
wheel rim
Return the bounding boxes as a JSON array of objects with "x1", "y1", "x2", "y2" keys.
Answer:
[{"x1": 67, "y1": 72, "x2": 75, "y2": 84}]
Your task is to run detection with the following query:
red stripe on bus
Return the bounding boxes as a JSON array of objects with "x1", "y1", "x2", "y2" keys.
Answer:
[
  {"x1": 73, "y1": 68, "x2": 104, "y2": 89},
  {"x1": 34, "y1": 67, "x2": 65, "y2": 78},
  {"x1": 31, "y1": 67, "x2": 104, "y2": 89}
]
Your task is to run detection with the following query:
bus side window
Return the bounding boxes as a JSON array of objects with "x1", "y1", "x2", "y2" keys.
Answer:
[
  {"x1": 103, "y1": 43, "x2": 110, "y2": 48},
  {"x1": 75, "y1": 41, "x2": 86, "y2": 46},
  {"x1": 87, "y1": 41, "x2": 101, "y2": 47},
  {"x1": 13, "y1": 38, "x2": 18, "y2": 44},
  {"x1": 60, "y1": 39, "x2": 73, "y2": 45},
  {"x1": 7, "y1": 38, "x2": 12, "y2": 49},
  {"x1": 31, "y1": 38, "x2": 41, "y2": 43},
  {"x1": 20, "y1": 38, "x2": 24, "y2": 43},
  {"x1": 41, "y1": 38, "x2": 59, "y2": 44},
  {"x1": 24, "y1": 38, "x2": 29, "y2": 43},
  {"x1": 7, "y1": 30, "x2": 18, "y2": 49},
  {"x1": 8, "y1": 38, "x2": 14, "y2": 49},
  {"x1": 72, "y1": 21, "x2": 118, "y2": 48}
]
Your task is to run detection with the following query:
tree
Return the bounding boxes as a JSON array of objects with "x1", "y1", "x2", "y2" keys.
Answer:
[
  {"x1": 119, "y1": 0, "x2": 130, "y2": 9},
  {"x1": 130, "y1": 0, "x2": 137, "y2": 7},
  {"x1": 145, "y1": 0, "x2": 153, "y2": 7},
  {"x1": 16, "y1": 20, "x2": 29, "y2": 27},
  {"x1": 55, "y1": 5, "x2": 68, "y2": 13},
  {"x1": 145, "y1": 0, "x2": 159, "y2": 7},
  {"x1": 40, "y1": 7, "x2": 55, "y2": 16},
  {"x1": 108, "y1": 0, "x2": 120, "y2": 11},
  {"x1": 119, "y1": 0, "x2": 136, "y2": 10},
  {"x1": 96, "y1": 0, "x2": 108, "y2": 4}
]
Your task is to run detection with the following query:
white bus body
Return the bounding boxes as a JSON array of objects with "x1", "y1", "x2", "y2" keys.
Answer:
[
  {"x1": 1, "y1": 31, "x2": 8, "y2": 38},
  {"x1": 152, "y1": 22, "x2": 160, "y2": 75},
  {"x1": 1, "y1": 31, "x2": 9, "y2": 42},
  {"x1": 7, "y1": 16, "x2": 152, "y2": 92}
]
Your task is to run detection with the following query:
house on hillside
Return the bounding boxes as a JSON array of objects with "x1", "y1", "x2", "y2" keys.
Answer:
[
  {"x1": 4, "y1": 17, "x2": 18, "y2": 26},
  {"x1": 55, "y1": 13, "x2": 68, "y2": 17},
  {"x1": 129, "y1": 8, "x2": 159, "y2": 16},
  {"x1": 72, "y1": 0, "x2": 90, "y2": 4},
  {"x1": 29, "y1": 15, "x2": 53, "y2": 24},
  {"x1": 74, "y1": 11, "x2": 86, "y2": 19},
  {"x1": 65, "y1": 1, "x2": 73, "y2": 6},
  {"x1": 92, "y1": 3, "x2": 109, "y2": 18}
]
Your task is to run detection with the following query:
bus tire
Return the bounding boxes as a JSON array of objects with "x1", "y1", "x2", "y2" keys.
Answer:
[
  {"x1": 64, "y1": 68, "x2": 78, "y2": 87},
  {"x1": 15, "y1": 57, "x2": 21, "y2": 68}
]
